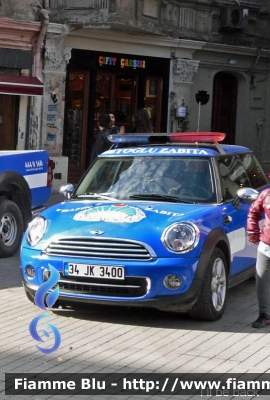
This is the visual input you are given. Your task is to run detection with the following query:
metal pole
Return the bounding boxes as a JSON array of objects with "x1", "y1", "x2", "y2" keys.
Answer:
[{"x1": 197, "y1": 101, "x2": 201, "y2": 132}]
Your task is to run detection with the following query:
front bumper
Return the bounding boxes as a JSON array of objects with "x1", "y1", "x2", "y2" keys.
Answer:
[
  {"x1": 21, "y1": 249, "x2": 203, "y2": 312},
  {"x1": 22, "y1": 275, "x2": 203, "y2": 312}
]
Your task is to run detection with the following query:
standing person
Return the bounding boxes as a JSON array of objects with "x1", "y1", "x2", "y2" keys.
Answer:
[
  {"x1": 133, "y1": 108, "x2": 153, "y2": 133},
  {"x1": 89, "y1": 113, "x2": 112, "y2": 164},
  {"x1": 247, "y1": 188, "x2": 270, "y2": 328},
  {"x1": 109, "y1": 112, "x2": 125, "y2": 134}
]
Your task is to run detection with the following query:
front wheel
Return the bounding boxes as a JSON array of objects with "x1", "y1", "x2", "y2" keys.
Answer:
[
  {"x1": 0, "y1": 199, "x2": 24, "y2": 257},
  {"x1": 189, "y1": 248, "x2": 228, "y2": 321}
]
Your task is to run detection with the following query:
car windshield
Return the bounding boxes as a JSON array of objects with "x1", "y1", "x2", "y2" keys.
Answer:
[{"x1": 75, "y1": 156, "x2": 216, "y2": 203}]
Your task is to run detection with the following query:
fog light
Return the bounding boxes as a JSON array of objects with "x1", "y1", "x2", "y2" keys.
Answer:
[
  {"x1": 164, "y1": 274, "x2": 182, "y2": 290},
  {"x1": 25, "y1": 265, "x2": 35, "y2": 278}
]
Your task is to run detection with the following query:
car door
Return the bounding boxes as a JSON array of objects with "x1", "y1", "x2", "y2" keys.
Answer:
[{"x1": 217, "y1": 155, "x2": 260, "y2": 275}]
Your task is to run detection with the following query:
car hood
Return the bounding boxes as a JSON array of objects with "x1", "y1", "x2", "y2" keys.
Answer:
[{"x1": 29, "y1": 200, "x2": 214, "y2": 252}]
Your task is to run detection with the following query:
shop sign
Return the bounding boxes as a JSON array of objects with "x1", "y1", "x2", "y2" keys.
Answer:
[{"x1": 98, "y1": 56, "x2": 146, "y2": 69}]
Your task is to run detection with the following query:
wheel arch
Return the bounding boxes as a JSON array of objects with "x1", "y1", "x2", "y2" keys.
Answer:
[
  {"x1": 197, "y1": 228, "x2": 231, "y2": 280},
  {"x1": 0, "y1": 171, "x2": 32, "y2": 230}
]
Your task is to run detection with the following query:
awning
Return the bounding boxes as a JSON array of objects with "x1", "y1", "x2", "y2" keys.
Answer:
[{"x1": 0, "y1": 75, "x2": 43, "y2": 96}]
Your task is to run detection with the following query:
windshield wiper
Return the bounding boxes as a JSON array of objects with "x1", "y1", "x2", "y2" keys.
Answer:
[
  {"x1": 129, "y1": 193, "x2": 192, "y2": 203},
  {"x1": 75, "y1": 192, "x2": 118, "y2": 201}
]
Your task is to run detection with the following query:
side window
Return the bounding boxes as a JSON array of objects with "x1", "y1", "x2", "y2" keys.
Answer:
[
  {"x1": 218, "y1": 156, "x2": 251, "y2": 200},
  {"x1": 239, "y1": 153, "x2": 267, "y2": 189}
]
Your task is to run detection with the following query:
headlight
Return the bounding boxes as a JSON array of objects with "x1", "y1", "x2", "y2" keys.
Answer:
[
  {"x1": 26, "y1": 216, "x2": 47, "y2": 246},
  {"x1": 161, "y1": 222, "x2": 200, "y2": 253}
]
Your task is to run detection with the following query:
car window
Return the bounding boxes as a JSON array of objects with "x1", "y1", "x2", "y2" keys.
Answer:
[
  {"x1": 239, "y1": 153, "x2": 268, "y2": 189},
  {"x1": 218, "y1": 155, "x2": 251, "y2": 200},
  {"x1": 76, "y1": 158, "x2": 133, "y2": 194},
  {"x1": 76, "y1": 156, "x2": 216, "y2": 203}
]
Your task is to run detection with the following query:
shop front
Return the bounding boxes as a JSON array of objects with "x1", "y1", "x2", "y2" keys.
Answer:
[
  {"x1": 63, "y1": 49, "x2": 170, "y2": 183},
  {"x1": 0, "y1": 73, "x2": 44, "y2": 151}
]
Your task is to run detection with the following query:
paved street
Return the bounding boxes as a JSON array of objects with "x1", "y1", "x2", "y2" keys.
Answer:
[{"x1": 1, "y1": 194, "x2": 270, "y2": 399}]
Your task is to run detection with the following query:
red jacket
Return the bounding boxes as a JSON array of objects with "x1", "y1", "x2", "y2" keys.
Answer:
[{"x1": 247, "y1": 189, "x2": 270, "y2": 245}]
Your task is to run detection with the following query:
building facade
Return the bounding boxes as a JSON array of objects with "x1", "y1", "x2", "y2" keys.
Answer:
[
  {"x1": 0, "y1": 1, "x2": 47, "y2": 151},
  {"x1": 1, "y1": 0, "x2": 270, "y2": 184}
]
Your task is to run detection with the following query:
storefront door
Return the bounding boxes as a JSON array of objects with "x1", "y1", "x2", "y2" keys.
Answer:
[
  {"x1": 64, "y1": 50, "x2": 170, "y2": 182},
  {"x1": 64, "y1": 69, "x2": 164, "y2": 183},
  {"x1": 211, "y1": 72, "x2": 238, "y2": 145},
  {"x1": 0, "y1": 94, "x2": 17, "y2": 150}
]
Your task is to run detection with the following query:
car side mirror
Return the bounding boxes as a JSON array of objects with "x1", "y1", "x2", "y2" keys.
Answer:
[
  {"x1": 237, "y1": 187, "x2": 259, "y2": 204},
  {"x1": 59, "y1": 184, "x2": 74, "y2": 200}
]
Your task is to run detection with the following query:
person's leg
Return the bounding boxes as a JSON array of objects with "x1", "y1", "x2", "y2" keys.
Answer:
[{"x1": 252, "y1": 250, "x2": 270, "y2": 328}]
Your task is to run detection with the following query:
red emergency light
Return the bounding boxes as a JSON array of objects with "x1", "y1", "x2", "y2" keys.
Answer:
[{"x1": 170, "y1": 132, "x2": 226, "y2": 143}]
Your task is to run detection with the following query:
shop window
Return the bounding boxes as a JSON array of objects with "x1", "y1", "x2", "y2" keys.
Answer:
[
  {"x1": 94, "y1": 74, "x2": 112, "y2": 132},
  {"x1": 114, "y1": 75, "x2": 134, "y2": 131},
  {"x1": 65, "y1": 73, "x2": 84, "y2": 166},
  {"x1": 64, "y1": 71, "x2": 89, "y2": 182},
  {"x1": 144, "y1": 76, "x2": 162, "y2": 132},
  {"x1": 95, "y1": 73, "x2": 136, "y2": 133}
]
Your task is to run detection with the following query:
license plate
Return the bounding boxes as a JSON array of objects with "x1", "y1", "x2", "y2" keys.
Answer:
[{"x1": 64, "y1": 263, "x2": 125, "y2": 280}]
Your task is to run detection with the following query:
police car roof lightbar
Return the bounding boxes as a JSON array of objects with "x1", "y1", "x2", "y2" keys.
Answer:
[
  {"x1": 108, "y1": 132, "x2": 226, "y2": 144},
  {"x1": 170, "y1": 132, "x2": 226, "y2": 143}
]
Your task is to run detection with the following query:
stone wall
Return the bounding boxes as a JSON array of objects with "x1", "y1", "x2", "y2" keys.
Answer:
[{"x1": 0, "y1": 0, "x2": 41, "y2": 21}]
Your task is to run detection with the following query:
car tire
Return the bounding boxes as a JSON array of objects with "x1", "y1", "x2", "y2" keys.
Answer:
[
  {"x1": 0, "y1": 199, "x2": 24, "y2": 258},
  {"x1": 189, "y1": 248, "x2": 228, "y2": 321}
]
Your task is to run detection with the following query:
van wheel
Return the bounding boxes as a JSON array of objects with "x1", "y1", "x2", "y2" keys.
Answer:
[
  {"x1": 0, "y1": 199, "x2": 23, "y2": 257},
  {"x1": 189, "y1": 248, "x2": 228, "y2": 321}
]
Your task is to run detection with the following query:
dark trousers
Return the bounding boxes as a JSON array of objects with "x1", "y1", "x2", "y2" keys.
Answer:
[{"x1": 256, "y1": 249, "x2": 270, "y2": 316}]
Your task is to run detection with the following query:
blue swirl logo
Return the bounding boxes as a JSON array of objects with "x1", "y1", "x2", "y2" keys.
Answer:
[
  {"x1": 29, "y1": 264, "x2": 61, "y2": 354},
  {"x1": 29, "y1": 314, "x2": 61, "y2": 354},
  {"x1": 34, "y1": 264, "x2": 60, "y2": 310}
]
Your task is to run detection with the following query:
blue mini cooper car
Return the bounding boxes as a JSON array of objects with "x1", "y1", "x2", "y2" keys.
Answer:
[{"x1": 20, "y1": 132, "x2": 269, "y2": 321}]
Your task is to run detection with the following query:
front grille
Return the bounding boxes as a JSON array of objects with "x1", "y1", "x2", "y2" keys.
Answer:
[
  {"x1": 59, "y1": 274, "x2": 149, "y2": 298},
  {"x1": 45, "y1": 237, "x2": 155, "y2": 260}
]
